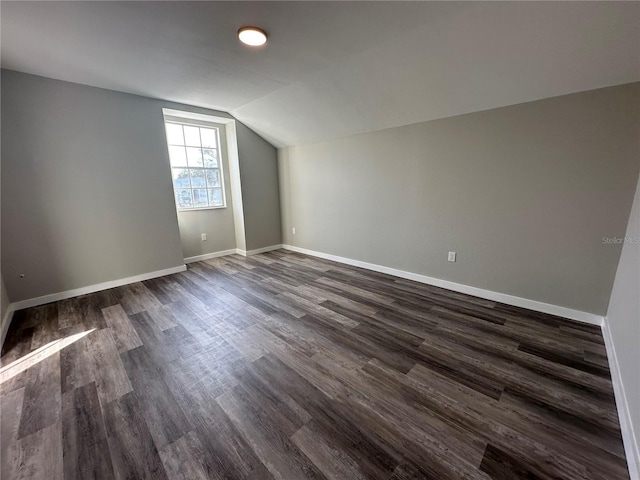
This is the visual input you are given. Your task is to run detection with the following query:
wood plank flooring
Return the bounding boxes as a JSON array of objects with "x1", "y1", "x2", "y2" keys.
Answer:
[{"x1": 0, "y1": 250, "x2": 630, "y2": 479}]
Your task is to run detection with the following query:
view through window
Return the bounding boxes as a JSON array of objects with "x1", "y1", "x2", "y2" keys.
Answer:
[{"x1": 164, "y1": 121, "x2": 226, "y2": 209}]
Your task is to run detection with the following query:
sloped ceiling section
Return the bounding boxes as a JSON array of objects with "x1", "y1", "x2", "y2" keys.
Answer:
[{"x1": 2, "y1": 1, "x2": 639, "y2": 147}]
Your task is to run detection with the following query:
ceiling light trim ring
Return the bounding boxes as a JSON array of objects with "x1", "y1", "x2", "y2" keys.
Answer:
[{"x1": 238, "y1": 26, "x2": 268, "y2": 47}]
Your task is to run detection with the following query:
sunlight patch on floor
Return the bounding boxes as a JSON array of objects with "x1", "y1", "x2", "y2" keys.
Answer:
[{"x1": 0, "y1": 329, "x2": 95, "y2": 384}]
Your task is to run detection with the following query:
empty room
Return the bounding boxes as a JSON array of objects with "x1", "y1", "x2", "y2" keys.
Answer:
[{"x1": 1, "y1": 1, "x2": 639, "y2": 479}]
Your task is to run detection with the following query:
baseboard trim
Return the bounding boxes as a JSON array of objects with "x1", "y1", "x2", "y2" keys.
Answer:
[
  {"x1": 281, "y1": 244, "x2": 603, "y2": 326},
  {"x1": 240, "y1": 244, "x2": 283, "y2": 257},
  {"x1": 602, "y1": 317, "x2": 640, "y2": 480},
  {"x1": 185, "y1": 245, "x2": 283, "y2": 262},
  {"x1": 184, "y1": 249, "x2": 238, "y2": 264},
  {"x1": 9, "y1": 264, "x2": 187, "y2": 312},
  {"x1": 1, "y1": 305, "x2": 16, "y2": 349}
]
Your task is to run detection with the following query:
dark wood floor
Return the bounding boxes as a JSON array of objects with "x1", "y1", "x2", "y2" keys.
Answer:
[{"x1": 0, "y1": 250, "x2": 629, "y2": 480}]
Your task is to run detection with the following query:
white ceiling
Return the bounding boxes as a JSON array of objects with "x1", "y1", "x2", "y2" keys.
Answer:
[{"x1": 2, "y1": 1, "x2": 639, "y2": 147}]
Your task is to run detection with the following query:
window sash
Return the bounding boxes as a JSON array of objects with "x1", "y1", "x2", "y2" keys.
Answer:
[{"x1": 165, "y1": 121, "x2": 227, "y2": 210}]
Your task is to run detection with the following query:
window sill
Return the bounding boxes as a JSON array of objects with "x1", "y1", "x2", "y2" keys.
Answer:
[{"x1": 177, "y1": 205, "x2": 227, "y2": 212}]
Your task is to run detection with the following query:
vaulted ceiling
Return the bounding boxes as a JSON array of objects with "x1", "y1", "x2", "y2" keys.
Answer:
[{"x1": 2, "y1": 1, "x2": 639, "y2": 147}]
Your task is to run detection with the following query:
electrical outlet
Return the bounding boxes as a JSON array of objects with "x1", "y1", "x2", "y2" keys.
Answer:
[
  {"x1": 292, "y1": 227, "x2": 296, "y2": 235},
  {"x1": 448, "y1": 251, "x2": 456, "y2": 262},
  {"x1": 201, "y1": 233, "x2": 207, "y2": 241}
]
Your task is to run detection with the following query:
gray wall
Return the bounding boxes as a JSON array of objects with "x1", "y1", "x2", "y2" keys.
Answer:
[
  {"x1": 0, "y1": 276, "x2": 9, "y2": 321},
  {"x1": 279, "y1": 83, "x2": 640, "y2": 315},
  {"x1": 237, "y1": 122, "x2": 282, "y2": 251},
  {"x1": 1, "y1": 276, "x2": 10, "y2": 344},
  {"x1": 1, "y1": 70, "x2": 279, "y2": 302},
  {"x1": 607, "y1": 174, "x2": 640, "y2": 466}
]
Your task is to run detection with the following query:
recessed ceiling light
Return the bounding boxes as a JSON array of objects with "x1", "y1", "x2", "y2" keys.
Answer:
[{"x1": 238, "y1": 27, "x2": 267, "y2": 47}]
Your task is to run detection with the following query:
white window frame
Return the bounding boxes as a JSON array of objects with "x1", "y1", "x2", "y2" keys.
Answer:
[{"x1": 164, "y1": 118, "x2": 228, "y2": 211}]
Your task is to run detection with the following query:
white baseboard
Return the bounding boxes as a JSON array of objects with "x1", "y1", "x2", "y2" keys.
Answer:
[
  {"x1": 1, "y1": 305, "x2": 16, "y2": 349},
  {"x1": 187, "y1": 245, "x2": 282, "y2": 260},
  {"x1": 241, "y1": 244, "x2": 283, "y2": 256},
  {"x1": 281, "y1": 244, "x2": 604, "y2": 326},
  {"x1": 9, "y1": 264, "x2": 187, "y2": 312},
  {"x1": 184, "y1": 249, "x2": 238, "y2": 264},
  {"x1": 602, "y1": 317, "x2": 640, "y2": 480}
]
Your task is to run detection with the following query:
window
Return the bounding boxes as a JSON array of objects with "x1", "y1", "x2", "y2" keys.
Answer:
[{"x1": 164, "y1": 121, "x2": 226, "y2": 210}]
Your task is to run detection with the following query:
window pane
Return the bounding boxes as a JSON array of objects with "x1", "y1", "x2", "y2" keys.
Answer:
[
  {"x1": 190, "y1": 169, "x2": 206, "y2": 188},
  {"x1": 186, "y1": 147, "x2": 203, "y2": 167},
  {"x1": 208, "y1": 188, "x2": 223, "y2": 206},
  {"x1": 168, "y1": 146, "x2": 187, "y2": 167},
  {"x1": 165, "y1": 122, "x2": 225, "y2": 210},
  {"x1": 193, "y1": 189, "x2": 208, "y2": 207},
  {"x1": 172, "y1": 168, "x2": 191, "y2": 189},
  {"x1": 176, "y1": 189, "x2": 192, "y2": 209},
  {"x1": 183, "y1": 126, "x2": 201, "y2": 147},
  {"x1": 203, "y1": 148, "x2": 218, "y2": 168},
  {"x1": 165, "y1": 124, "x2": 184, "y2": 145},
  {"x1": 205, "y1": 169, "x2": 221, "y2": 187},
  {"x1": 201, "y1": 128, "x2": 218, "y2": 148}
]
